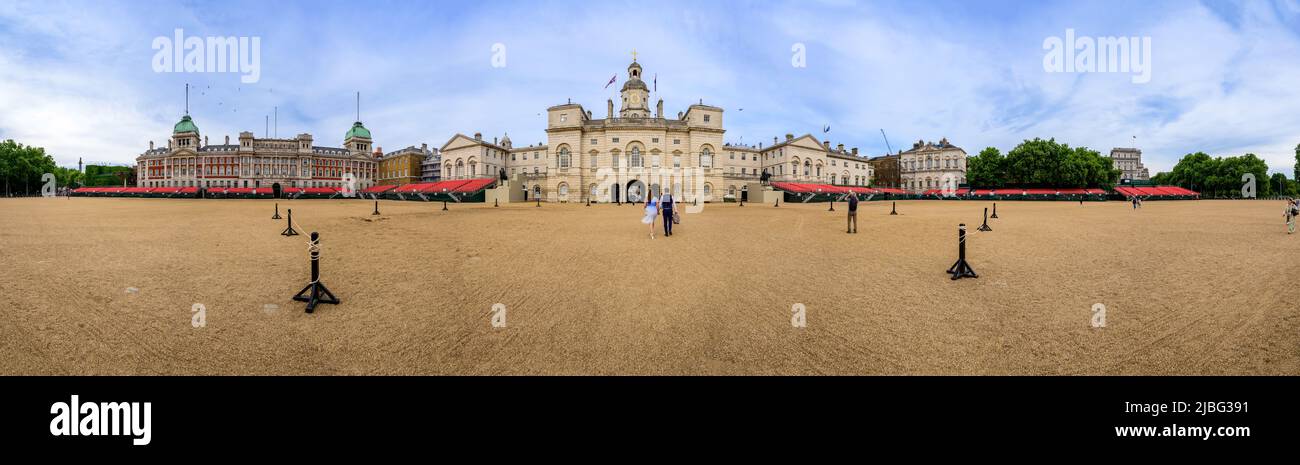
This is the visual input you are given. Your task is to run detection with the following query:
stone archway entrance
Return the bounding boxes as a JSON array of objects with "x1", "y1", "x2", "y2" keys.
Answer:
[
  {"x1": 272, "y1": 182, "x2": 282, "y2": 198},
  {"x1": 610, "y1": 183, "x2": 620, "y2": 203},
  {"x1": 626, "y1": 180, "x2": 646, "y2": 203}
]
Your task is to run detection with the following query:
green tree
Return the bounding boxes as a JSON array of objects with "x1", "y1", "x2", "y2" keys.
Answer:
[
  {"x1": 966, "y1": 147, "x2": 1006, "y2": 188},
  {"x1": 1000, "y1": 138, "x2": 1118, "y2": 188},
  {"x1": 0, "y1": 139, "x2": 57, "y2": 196},
  {"x1": 1294, "y1": 143, "x2": 1299, "y2": 181}
]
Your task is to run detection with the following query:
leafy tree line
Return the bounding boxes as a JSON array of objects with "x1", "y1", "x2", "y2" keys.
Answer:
[
  {"x1": 0, "y1": 139, "x2": 83, "y2": 196},
  {"x1": 966, "y1": 138, "x2": 1121, "y2": 189},
  {"x1": 1150, "y1": 152, "x2": 1276, "y2": 198}
]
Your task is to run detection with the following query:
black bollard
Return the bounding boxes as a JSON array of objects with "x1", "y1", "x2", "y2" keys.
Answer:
[
  {"x1": 990, "y1": 203, "x2": 998, "y2": 219},
  {"x1": 946, "y1": 224, "x2": 978, "y2": 280},
  {"x1": 272, "y1": 202, "x2": 282, "y2": 220},
  {"x1": 494, "y1": 198, "x2": 499, "y2": 207},
  {"x1": 442, "y1": 199, "x2": 449, "y2": 211},
  {"x1": 890, "y1": 201, "x2": 898, "y2": 215},
  {"x1": 281, "y1": 209, "x2": 299, "y2": 236},
  {"x1": 372, "y1": 200, "x2": 380, "y2": 216},
  {"x1": 586, "y1": 197, "x2": 591, "y2": 207},
  {"x1": 978, "y1": 208, "x2": 992, "y2": 231},
  {"x1": 828, "y1": 196, "x2": 835, "y2": 212},
  {"x1": 775, "y1": 197, "x2": 780, "y2": 207},
  {"x1": 292, "y1": 232, "x2": 340, "y2": 313}
]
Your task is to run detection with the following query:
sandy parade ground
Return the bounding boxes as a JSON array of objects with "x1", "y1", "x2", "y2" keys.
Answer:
[{"x1": 1, "y1": 197, "x2": 1297, "y2": 375}]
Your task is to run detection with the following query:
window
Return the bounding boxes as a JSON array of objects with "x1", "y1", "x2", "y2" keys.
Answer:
[
  {"x1": 674, "y1": 154, "x2": 681, "y2": 168},
  {"x1": 652, "y1": 138, "x2": 659, "y2": 143},
  {"x1": 703, "y1": 115, "x2": 710, "y2": 123},
  {"x1": 591, "y1": 139, "x2": 597, "y2": 145},
  {"x1": 559, "y1": 148, "x2": 571, "y2": 168},
  {"x1": 631, "y1": 148, "x2": 642, "y2": 167},
  {"x1": 700, "y1": 148, "x2": 712, "y2": 168},
  {"x1": 590, "y1": 154, "x2": 598, "y2": 168},
  {"x1": 560, "y1": 113, "x2": 568, "y2": 122},
  {"x1": 612, "y1": 137, "x2": 619, "y2": 144},
  {"x1": 673, "y1": 139, "x2": 680, "y2": 145}
]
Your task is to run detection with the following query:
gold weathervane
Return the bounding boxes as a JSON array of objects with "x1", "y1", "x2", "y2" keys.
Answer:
[{"x1": 631, "y1": 49, "x2": 638, "y2": 62}]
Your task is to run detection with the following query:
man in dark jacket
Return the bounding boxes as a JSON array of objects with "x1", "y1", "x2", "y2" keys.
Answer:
[{"x1": 846, "y1": 193, "x2": 859, "y2": 234}]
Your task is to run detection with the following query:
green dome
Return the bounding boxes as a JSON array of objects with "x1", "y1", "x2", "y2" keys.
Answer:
[
  {"x1": 345, "y1": 121, "x2": 371, "y2": 140},
  {"x1": 173, "y1": 115, "x2": 198, "y2": 134}
]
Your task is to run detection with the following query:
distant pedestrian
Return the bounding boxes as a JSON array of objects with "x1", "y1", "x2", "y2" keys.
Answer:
[{"x1": 846, "y1": 193, "x2": 859, "y2": 233}]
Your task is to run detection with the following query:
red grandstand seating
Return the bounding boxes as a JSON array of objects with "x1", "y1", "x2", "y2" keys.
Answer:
[
  {"x1": 392, "y1": 182, "x2": 434, "y2": 193},
  {"x1": 452, "y1": 178, "x2": 496, "y2": 193},
  {"x1": 361, "y1": 185, "x2": 396, "y2": 194}
]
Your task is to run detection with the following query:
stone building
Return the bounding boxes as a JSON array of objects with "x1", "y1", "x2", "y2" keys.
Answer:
[
  {"x1": 436, "y1": 56, "x2": 875, "y2": 203},
  {"x1": 379, "y1": 144, "x2": 432, "y2": 186},
  {"x1": 899, "y1": 138, "x2": 967, "y2": 192},
  {"x1": 756, "y1": 133, "x2": 873, "y2": 188},
  {"x1": 1108, "y1": 147, "x2": 1149, "y2": 181},
  {"x1": 868, "y1": 154, "x2": 900, "y2": 189},
  {"x1": 136, "y1": 114, "x2": 379, "y2": 190}
]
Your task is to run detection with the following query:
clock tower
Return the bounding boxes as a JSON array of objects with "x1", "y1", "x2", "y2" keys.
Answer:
[{"x1": 619, "y1": 57, "x2": 650, "y2": 118}]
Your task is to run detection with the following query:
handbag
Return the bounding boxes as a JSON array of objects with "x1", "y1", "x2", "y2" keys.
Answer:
[{"x1": 672, "y1": 210, "x2": 681, "y2": 224}]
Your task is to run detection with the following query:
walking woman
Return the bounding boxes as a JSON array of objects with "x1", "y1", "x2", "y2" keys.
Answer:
[
  {"x1": 1286, "y1": 199, "x2": 1299, "y2": 234},
  {"x1": 642, "y1": 192, "x2": 660, "y2": 238}
]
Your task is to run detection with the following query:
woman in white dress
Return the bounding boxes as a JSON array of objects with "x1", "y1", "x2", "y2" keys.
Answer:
[{"x1": 642, "y1": 194, "x2": 660, "y2": 238}]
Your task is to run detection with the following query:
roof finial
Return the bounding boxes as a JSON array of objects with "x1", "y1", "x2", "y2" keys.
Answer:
[
  {"x1": 631, "y1": 49, "x2": 638, "y2": 62},
  {"x1": 356, "y1": 91, "x2": 360, "y2": 122},
  {"x1": 184, "y1": 83, "x2": 189, "y2": 116}
]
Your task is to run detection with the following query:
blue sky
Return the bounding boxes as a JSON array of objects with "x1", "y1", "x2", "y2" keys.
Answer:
[{"x1": 2, "y1": 0, "x2": 1299, "y2": 175}]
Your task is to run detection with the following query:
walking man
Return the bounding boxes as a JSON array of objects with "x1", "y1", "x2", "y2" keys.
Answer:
[
  {"x1": 661, "y1": 190, "x2": 675, "y2": 237},
  {"x1": 846, "y1": 193, "x2": 859, "y2": 234}
]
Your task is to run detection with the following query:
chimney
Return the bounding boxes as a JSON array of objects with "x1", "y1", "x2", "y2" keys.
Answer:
[
  {"x1": 149, "y1": 141, "x2": 154, "y2": 150},
  {"x1": 837, "y1": 143, "x2": 844, "y2": 152},
  {"x1": 421, "y1": 143, "x2": 428, "y2": 153},
  {"x1": 204, "y1": 136, "x2": 208, "y2": 147},
  {"x1": 823, "y1": 141, "x2": 830, "y2": 149},
  {"x1": 773, "y1": 136, "x2": 778, "y2": 145},
  {"x1": 786, "y1": 134, "x2": 794, "y2": 141},
  {"x1": 607, "y1": 99, "x2": 614, "y2": 119},
  {"x1": 225, "y1": 135, "x2": 230, "y2": 145},
  {"x1": 656, "y1": 99, "x2": 664, "y2": 118},
  {"x1": 852, "y1": 148, "x2": 858, "y2": 155},
  {"x1": 474, "y1": 132, "x2": 482, "y2": 140},
  {"x1": 494, "y1": 137, "x2": 498, "y2": 145}
]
